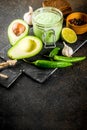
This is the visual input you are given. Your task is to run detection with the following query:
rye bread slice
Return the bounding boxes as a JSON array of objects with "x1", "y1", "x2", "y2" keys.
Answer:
[{"x1": 42, "y1": 0, "x2": 72, "y2": 16}]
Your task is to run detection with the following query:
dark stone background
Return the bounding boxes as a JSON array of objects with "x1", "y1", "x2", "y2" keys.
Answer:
[{"x1": 0, "y1": 0, "x2": 87, "y2": 129}]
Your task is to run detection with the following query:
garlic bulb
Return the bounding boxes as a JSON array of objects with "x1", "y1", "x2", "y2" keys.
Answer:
[
  {"x1": 23, "y1": 6, "x2": 33, "y2": 25},
  {"x1": 62, "y1": 42, "x2": 73, "y2": 57}
]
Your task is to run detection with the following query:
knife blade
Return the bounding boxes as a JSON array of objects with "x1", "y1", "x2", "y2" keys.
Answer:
[{"x1": 73, "y1": 40, "x2": 87, "y2": 54}]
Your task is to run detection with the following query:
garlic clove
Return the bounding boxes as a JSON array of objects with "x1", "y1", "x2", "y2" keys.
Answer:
[
  {"x1": 28, "y1": 6, "x2": 33, "y2": 14},
  {"x1": 24, "y1": 13, "x2": 32, "y2": 25},
  {"x1": 23, "y1": 6, "x2": 33, "y2": 25},
  {"x1": 62, "y1": 41, "x2": 74, "y2": 57}
]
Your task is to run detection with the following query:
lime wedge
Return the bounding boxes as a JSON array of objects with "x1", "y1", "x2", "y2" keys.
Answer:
[{"x1": 61, "y1": 27, "x2": 77, "y2": 43}]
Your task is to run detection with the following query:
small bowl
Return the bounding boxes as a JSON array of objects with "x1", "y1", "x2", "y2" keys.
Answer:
[{"x1": 66, "y1": 12, "x2": 87, "y2": 34}]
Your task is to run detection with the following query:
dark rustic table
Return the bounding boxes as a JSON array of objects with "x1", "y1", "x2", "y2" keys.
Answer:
[{"x1": 0, "y1": 0, "x2": 87, "y2": 130}]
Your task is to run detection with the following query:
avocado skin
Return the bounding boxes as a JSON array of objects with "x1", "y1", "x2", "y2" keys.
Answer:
[
  {"x1": 7, "y1": 36, "x2": 43, "y2": 60},
  {"x1": 8, "y1": 19, "x2": 29, "y2": 46}
]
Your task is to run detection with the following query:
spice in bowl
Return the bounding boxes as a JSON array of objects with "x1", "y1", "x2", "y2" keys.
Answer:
[
  {"x1": 66, "y1": 12, "x2": 87, "y2": 34},
  {"x1": 69, "y1": 18, "x2": 86, "y2": 26}
]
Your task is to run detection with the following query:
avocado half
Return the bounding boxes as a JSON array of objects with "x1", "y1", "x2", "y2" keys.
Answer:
[
  {"x1": 8, "y1": 19, "x2": 29, "y2": 46},
  {"x1": 7, "y1": 36, "x2": 43, "y2": 60}
]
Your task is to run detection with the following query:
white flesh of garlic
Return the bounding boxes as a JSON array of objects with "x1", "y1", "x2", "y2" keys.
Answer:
[
  {"x1": 23, "y1": 6, "x2": 33, "y2": 25},
  {"x1": 62, "y1": 42, "x2": 74, "y2": 57}
]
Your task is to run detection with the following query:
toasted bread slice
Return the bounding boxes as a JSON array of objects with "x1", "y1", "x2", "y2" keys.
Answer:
[{"x1": 42, "y1": 0, "x2": 72, "y2": 16}]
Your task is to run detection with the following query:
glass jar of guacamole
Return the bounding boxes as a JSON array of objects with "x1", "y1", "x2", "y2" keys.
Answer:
[{"x1": 32, "y1": 7, "x2": 63, "y2": 48}]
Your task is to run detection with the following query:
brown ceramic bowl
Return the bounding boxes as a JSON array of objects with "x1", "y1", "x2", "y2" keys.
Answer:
[{"x1": 66, "y1": 12, "x2": 87, "y2": 34}]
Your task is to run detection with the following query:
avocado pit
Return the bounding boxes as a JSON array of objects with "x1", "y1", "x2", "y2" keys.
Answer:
[{"x1": 12, "y1": 22, "x2": 26, "y2": 36}]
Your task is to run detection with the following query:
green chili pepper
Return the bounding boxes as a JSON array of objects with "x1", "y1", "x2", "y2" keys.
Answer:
[
  {"x1": 32, "y1": 60, "x2": 72, "y2": 68},
  {"x1": 53, "y1": 55, "x2": 86, "y2": 62},
  {"x1": 49, "y1": 47, "x2": 61, "y2": 58}
]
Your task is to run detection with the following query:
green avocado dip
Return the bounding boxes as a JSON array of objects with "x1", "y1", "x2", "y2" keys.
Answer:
[
  {"x1": 35, "y1": 12, "x2": 61, "y2": 25},
  {"x1": 32, "y1": 7, "x2": 63, "y2": 47}
]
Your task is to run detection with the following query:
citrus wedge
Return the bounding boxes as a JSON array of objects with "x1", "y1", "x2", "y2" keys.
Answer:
[{"x1": 61, "y1": 27, "x2": 77, "y2": 43}]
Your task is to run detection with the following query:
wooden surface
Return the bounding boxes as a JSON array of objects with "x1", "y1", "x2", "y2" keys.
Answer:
[{"x1": 0, "y1": 0, "x2": 87, "y2": 129}]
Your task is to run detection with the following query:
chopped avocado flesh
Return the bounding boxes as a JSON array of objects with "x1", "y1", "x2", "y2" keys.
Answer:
[
  {"x1": 8, "y1": 19, "x2": 29, "y2": 46},
  {"x1": 7, "y1": 36, "x2": 43, "y2": 60}
]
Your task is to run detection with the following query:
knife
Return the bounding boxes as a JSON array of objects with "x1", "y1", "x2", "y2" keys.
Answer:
[{"x1": 73, "y1": 40, "x2": 87, "y2": 54}]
